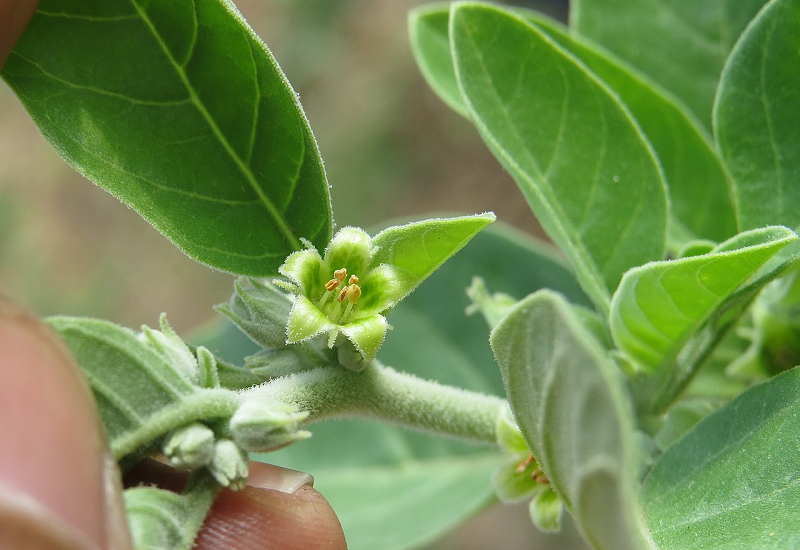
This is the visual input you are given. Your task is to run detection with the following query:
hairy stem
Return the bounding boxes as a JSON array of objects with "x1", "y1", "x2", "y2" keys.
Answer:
[{"x1": 239, "y1": 362, "x2": 506, "y2": 446}]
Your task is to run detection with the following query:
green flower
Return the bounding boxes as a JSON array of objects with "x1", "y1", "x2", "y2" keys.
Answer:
[{"x1": 275, "y1": 214, "x2": 495, "y2": 363}]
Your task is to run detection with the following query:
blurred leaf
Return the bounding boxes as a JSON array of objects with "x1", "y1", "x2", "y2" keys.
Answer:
[
  {"x1": 642, "y1": 367, "x2": 800, "y2": 549},
  {"x1": 714, "y1": 0, "x2": 800, "y2": 231},
  {"x1": 2, "y1": 0, "x2": 331, "y2": 276},
  {"x1": 450, "y1": 3, "x2": 667, "y2": 313},
  {"x1": 199, "y1": 222, "x2": 588, "y2": 550},
  {"x1": 572, "y1": 0, "x2": 766, "y2": 130},
  {"x1": 610, "y1": 226, "x2": 797, "y2": 413},
  {"x1": 491, "y1": 290, "x2": 650, "y2": 550}
]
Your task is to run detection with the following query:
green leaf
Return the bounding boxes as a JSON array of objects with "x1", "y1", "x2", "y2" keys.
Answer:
[
  {"x1": 642, "y1": 367, "x2": 800, "y2": 549},
  {"x1": 410, "y1": 6, "x2": 735, "y2": 243},
  {"x1": 409, "y1": 5, "x2": 468, "y2": 117},
  {"x1": 609, "y1": 226, "x2": 798, "y2": 412},
  {"x1": 48, "y1": 316, "x2": 240, "y2": 461},
  {"x1": 450, "y1": 3, "x2": 667, "y2": 313},
  {"x1": 491, "y1": 290, "x2": 650, "y2": 550},
  {"x1": 572, "y1": 0, "x2": 766, "y2": 130},
  {"x1": 199, "y1": 223, "x2": 589, "y2": 550},
  {"x1": 2, "y1": 0, "x2": 331, "y2": 276},
  {"x1": 519, "y1": 12, "x2": 735, "y2": 244},
  {"x1": 714, "y1": 0, "x2": 800, "y2": 231}
]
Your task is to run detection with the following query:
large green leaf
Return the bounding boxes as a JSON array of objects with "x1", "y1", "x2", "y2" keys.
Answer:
[
  {"x1": 572, "y1": 0, "x2": 766, "y2": 130},
  {"x1": 714, "y1": 0, "x2": 800, "y2": 231},
  {"x1": 2, "y1": 0, "x2": 331, "y2": 276},
  {"x1": 450, "y1": 3, "x2": 667, "y2": 313},
  {"x1": 410, "y1": 5, "x2": 734, "y2": 245},
  {"x1": 200, "y1": 223, "x2": 589, "y2": 550},
  {"x1": 491, "y1": 290, "x2": 650, "y2": 550},
  {"x1": 642, "y1": 366, "x2": 800, "y2": 549},
  {"x1": 610, "y1": 226, "x2": 798, "y2": 413}
]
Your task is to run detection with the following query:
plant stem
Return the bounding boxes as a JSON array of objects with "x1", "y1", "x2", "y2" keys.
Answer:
[{"x1": 239, "y1": 361, "x2": 506, "y2": 446}]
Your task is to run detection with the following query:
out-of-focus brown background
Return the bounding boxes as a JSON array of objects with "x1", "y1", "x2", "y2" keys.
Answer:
[{"x1": 1, "y1": 1, "x2": 590, "y2": 548}]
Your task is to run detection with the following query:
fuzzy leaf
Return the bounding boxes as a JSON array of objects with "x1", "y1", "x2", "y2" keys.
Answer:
[
  {"x1": 572, "y1": 0, "x2": 766, "y2": 130},
  {"x1": 642, "y1": 367, "x2": 800, "y2": 549},
  {"x1": 125, "y1": 474, "x2": 219, "y2": 550},
  {"x1": 450, "y1": 3, "x2": 667, "y2": 313},
  {"x1": 715, "y1": 0, "x2": 800, "y2": 231},
  {"x1": 491, "y1": 290, "x2": 650, "y2": 550},
  {"x1": 48, "y1": 317, "x2": 240, "y2": 461},
  {"x1": 2, "y1": 0, "x2": 331, "y2": 275},
  {"x1": 610, "y1": 226, "x2": 797, "y2": 412}
]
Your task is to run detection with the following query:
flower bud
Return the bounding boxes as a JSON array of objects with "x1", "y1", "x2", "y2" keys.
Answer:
[
  {"x1": 162, "y1": 422, "x2": 215, "y2": 469},
  {"x1": 230, "y1": 399, "x2": 311, "y2": 452},
  {"x1": 209, "y1": 439, "x2": 249, "y2": 491}
]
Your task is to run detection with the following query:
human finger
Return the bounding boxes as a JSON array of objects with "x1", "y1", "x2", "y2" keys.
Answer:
[
  {"x1": 0, "y1": 0, "x2": 38, "y2": 69},
  {"x1": 0, "y1": 297, "x2": 130, "y2": 550}
]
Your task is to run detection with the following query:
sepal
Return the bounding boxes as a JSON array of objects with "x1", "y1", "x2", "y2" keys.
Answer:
[
  {"x1": 162, "y1": 423, "x2": 216, "y2": 469},
  {"x1": 230, "y1": 399, "x2": 311, "y2": 452}
]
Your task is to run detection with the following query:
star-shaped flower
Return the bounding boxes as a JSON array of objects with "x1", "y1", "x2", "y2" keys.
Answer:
[{"x1": 275, "y1": 214, "x2": 495, "y2": 363}]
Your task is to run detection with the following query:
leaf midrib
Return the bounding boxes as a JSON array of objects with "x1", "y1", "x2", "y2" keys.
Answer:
[{"x1": 131, "y1": 1, "x2": 302, "y2": 251}]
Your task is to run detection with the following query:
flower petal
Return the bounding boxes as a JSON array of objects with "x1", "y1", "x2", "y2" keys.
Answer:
[
  {"x1": 279, "y1": 249, "x2": 322, "y2": 294},
  {"x1": 286, "y1": 295, "x2": 335, "y2": 344},
  {"x1": 340, "y1": 314, "x2": 388, "y2": 361},
  {"x1": 323, "y1": 227, "x2": 371, "y2": 276},
  {"x1": 358, "y1": 264, "x2": 416, "y2": 313}
]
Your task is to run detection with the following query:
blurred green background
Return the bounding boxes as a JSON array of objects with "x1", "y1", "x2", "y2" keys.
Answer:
[{"x1": 0, "y1": 0, "x2": 590, "y2": 548}]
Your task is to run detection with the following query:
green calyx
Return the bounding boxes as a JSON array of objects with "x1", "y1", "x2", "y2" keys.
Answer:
[{"x1": 276, "y1": 214, "x2": 496, "y2": 362}]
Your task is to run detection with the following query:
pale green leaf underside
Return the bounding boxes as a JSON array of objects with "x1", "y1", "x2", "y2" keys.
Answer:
[
  {"x1": 572, "y1": 0, "x2": 766, "y2": 131},
  {"x1": 491, "y1": 290, "x2": 650, "y2": 550},
  {"x1": 410, "y1": 6, "x2": 734, "y2": 242},
  {"x1": 450, "y1": 3, "x2": 667, "y2": 313},
  {"x1": 714, "y1": 0, "x2": 800, "y2": 231},
  {"x1": 610, "y1": 226, "x2": 797, "y2": 375},
  {"x1": 48, "y1": 316, "x2": 239, "y2": 460},
  {"x1": 642, "y1": 367, "x2": 800, "y2": 550},
  {"x1": 2, "y1": 0, "x2": 331, "y2": 276}
]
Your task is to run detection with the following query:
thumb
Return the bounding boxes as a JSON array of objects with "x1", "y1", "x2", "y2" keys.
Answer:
[
  {"x1": 0, "y1": 0, "x2": 38, "y2": 69},
  {"x1": 0, "y1": 297, "x2": 130, "y2": 550}
]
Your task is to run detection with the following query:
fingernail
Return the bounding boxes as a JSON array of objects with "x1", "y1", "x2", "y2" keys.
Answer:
[
  {"x1": 0, "y1": 297, "x2": 130, "y2": 550},
  {"x1": 246, "y1": 461, "x2": 314, "y2": 494}
]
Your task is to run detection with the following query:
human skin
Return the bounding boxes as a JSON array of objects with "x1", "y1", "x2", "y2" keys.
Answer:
[{"x1": 0, "y1": 3, "x2": 347, "y2": 547}]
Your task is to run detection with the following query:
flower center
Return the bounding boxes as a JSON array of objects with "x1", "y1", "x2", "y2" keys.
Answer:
[{"x1": 317, "y1": 267, "x2": 362, "y2": 322}]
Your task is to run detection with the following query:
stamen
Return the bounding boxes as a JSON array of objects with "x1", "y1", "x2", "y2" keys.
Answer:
[
  {"x1": 325, "y1": 279, "x2": 340, "y2": 291},
  {"x1": 337, "y1": 287, "x2": 349, "y2": 302},
  {"x1": 349, "y1": 275, "x2": 359, "y2": 285},
  {"x1": 334, "y1": 268, "x2": 347, "y2": 281},
  {"x1": 347, "y1": 284, "x2": 362, "y2": 304}
]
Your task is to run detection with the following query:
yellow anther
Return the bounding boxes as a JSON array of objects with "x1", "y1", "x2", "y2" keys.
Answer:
[
  {"x1": 334, "y1": 268, "x2": 347, "y2": 281},
  {"x1": 325, "y1": 279, "x2": 340, "y2": 291},
  {"x1": 347, "y1": 284, "x2": 362, "y2": 304},
  {"x1": 337, "y1": 286, "x2": 349, "y2": 302},
  {"x1": 348, "y1": 275, "x2": 359, "y2": 285}
]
